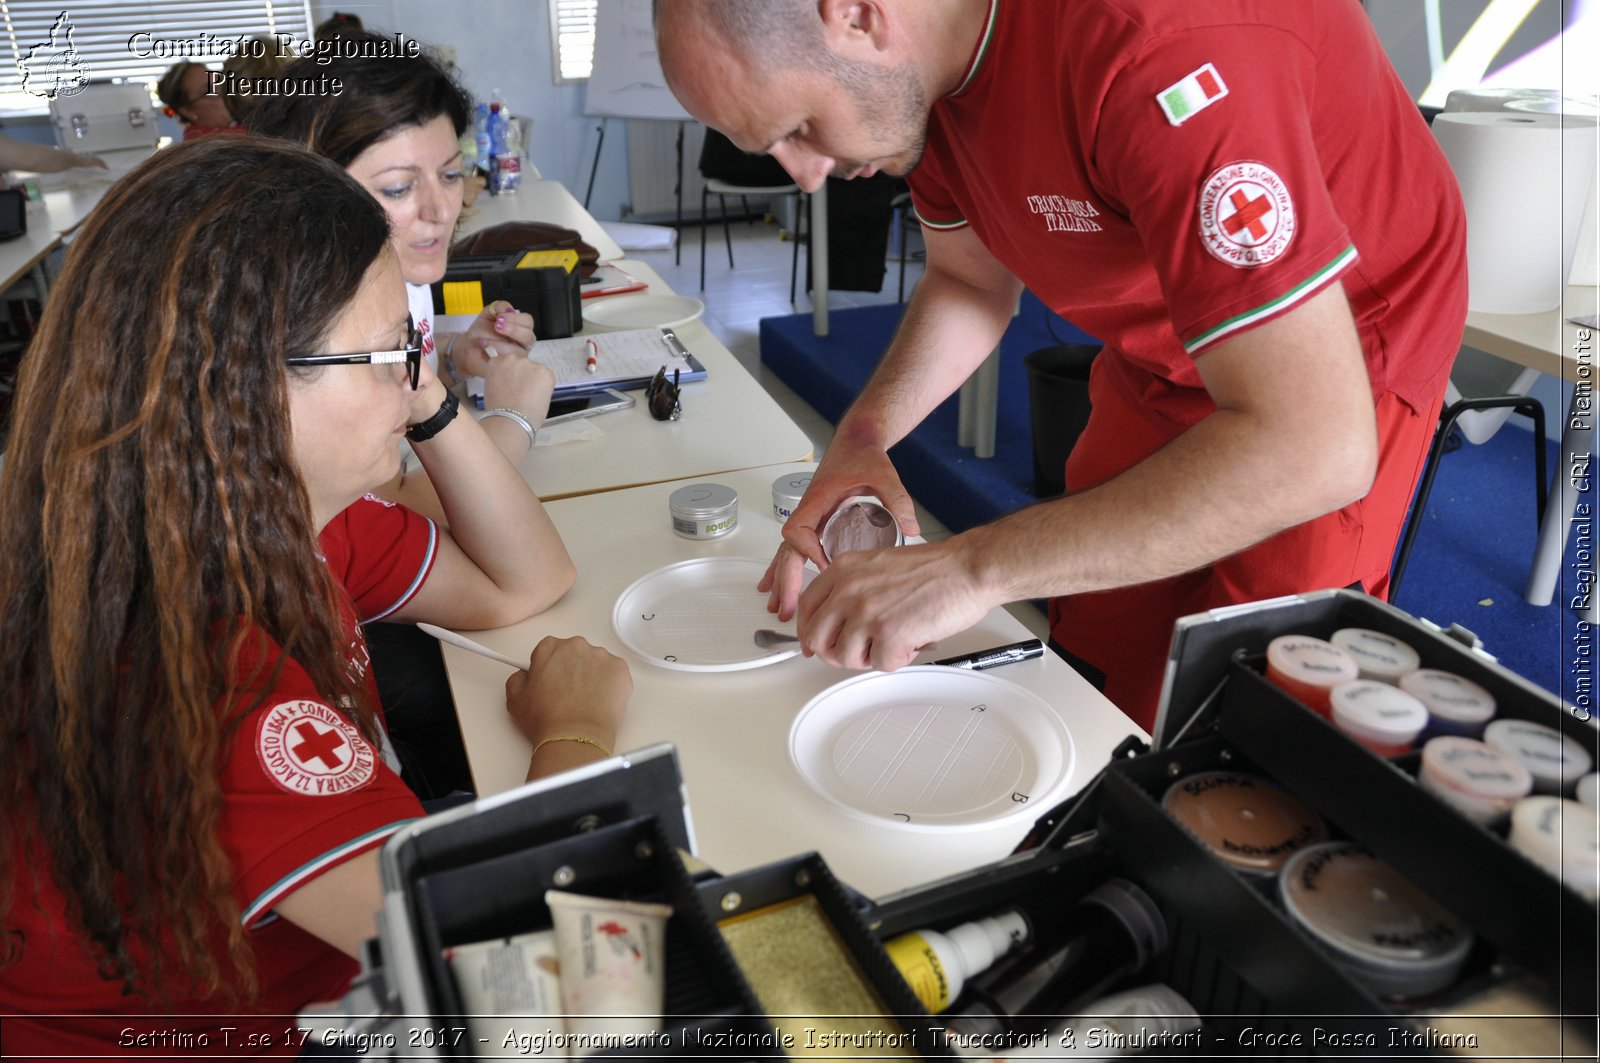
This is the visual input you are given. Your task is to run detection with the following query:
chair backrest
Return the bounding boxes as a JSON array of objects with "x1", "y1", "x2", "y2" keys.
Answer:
[
  {"x1": 1447, "y1": 344, "x2": 1545, "y2": 446},
  {"x1": 697, "y1": 127, "x2": 792, "y2": 187}
]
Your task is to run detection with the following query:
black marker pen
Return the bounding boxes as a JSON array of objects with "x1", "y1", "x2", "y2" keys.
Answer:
[{"x1": 933, "y1": 639, "x2": 1045, "y2": 671}]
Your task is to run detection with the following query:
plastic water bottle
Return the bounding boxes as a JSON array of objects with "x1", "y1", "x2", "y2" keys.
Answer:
[
  {"x1": 499, "y1": 110, "x2": 523, "y2": 193},
  {"x1": 486, "y1": 101, "x2": 506, "y2": 194},
  {"x1": 472, "y1": 103, "x2": 491, "y2": 179}
]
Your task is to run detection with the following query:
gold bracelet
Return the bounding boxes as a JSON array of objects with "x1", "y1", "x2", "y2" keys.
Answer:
[{"x1": 532, "y1": 733, "x2": 612, "y2": 759}]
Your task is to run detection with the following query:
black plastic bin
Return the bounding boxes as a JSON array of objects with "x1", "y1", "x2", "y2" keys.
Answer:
[{"x1": 1022, "y1": 343, "x2": 1099, "y2": 497}]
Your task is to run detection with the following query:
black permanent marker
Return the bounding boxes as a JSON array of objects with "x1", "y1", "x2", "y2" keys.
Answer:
[{"x1": 933, "y1": 639, "x2": 1045, "y2": 671}]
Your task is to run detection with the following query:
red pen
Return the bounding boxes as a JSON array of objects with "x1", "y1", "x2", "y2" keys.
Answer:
[{"x1": 585, "y1": 338, "x2": 599, "y2": 374}]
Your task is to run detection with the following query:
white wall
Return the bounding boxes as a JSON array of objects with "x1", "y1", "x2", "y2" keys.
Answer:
[{"x1": 313, "y1": 0, "x2": 634, "y2": 221}]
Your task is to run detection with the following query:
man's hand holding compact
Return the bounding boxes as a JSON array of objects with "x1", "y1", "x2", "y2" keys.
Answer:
[
  {"x1": 794, "y1": 538, "x2": 992, "y2": 672},
  {"x1": 757, "y1": 436, "x2": 920, "y2": 620}
]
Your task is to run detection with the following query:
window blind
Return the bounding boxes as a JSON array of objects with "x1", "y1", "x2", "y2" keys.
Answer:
[
  {"x1": 0, "y1": 1, "x2": 313, "y2": 106},
  {"x1": 548, "y1": 0, "x2": 596, "y2": 84}
]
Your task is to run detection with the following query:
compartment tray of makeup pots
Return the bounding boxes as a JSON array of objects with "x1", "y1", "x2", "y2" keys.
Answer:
[
  {"x1": 1099, "y1": 734, "x2": 1501, "y2": 1018},
  {"x1": 1210, "y1": 647, "x2": 1596, "y2": 1014}
]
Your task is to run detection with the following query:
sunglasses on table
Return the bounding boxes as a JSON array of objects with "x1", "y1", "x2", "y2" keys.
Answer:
[
  {"x1": 284, "y1": 317, "x2": 425, "y2": 390},
  {"x1": 645, "y1": 365, "x2": 682, "y2": 422}
]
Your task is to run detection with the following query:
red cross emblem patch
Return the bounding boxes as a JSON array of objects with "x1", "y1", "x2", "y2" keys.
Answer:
[
  {"x1": 256, "y1": 699, "x2": 377, "y2": 796},
  {"x1": 1197, "y1": 161, "x2": 1296, "y2": 268}
]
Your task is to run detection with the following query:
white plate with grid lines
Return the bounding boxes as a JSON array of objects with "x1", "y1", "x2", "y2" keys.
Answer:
[
  {"x1": 612, "y1": 557, "x2": 810, "y2": 671},
  {"x1": 788, "y1": 667, "x2": 1076, "y2": 832}
]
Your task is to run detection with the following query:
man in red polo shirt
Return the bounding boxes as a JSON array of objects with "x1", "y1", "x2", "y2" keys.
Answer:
[{"x1": 657, "y1": 0, "x2": 1466, "y2": 731}]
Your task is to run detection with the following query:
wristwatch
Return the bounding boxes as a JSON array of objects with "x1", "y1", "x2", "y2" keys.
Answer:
[{"x1": 406, "y1": 390, "x2": 460, "y2": 443}]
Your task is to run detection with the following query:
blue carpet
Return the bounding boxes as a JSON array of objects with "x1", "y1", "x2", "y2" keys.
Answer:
[{"x1": 760, "y1": 300, "x2": 1590, "y2": 703}]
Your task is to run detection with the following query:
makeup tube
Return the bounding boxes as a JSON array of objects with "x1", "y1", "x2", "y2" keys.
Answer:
[
  {"x1": 446, "y1": 930, "x2": 566, "y2": 1054},
  {"x1": 883, "y1": 909, "x2": 1030, "y2": 1013},
  {"x1": 544, "y1": 890, "x2": 672, "y2": 1053},
  {"x1": 944, "y1": 879, "x2": 1167, "y2": 1042}
]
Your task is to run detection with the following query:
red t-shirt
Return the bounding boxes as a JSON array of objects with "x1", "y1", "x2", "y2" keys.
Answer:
[
  {"x1": 2, "y1": 497, "x2": 436, "y2": 1058},
  {"x1": 909, "y1": 0, "x2": 1467, "y2": 478}
]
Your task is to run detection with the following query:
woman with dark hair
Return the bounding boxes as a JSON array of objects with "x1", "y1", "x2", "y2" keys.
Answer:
[
  {"x1": 251, "y1": 36, "x2": 547, "y2": 522},
  {"x1": 251, "y1": 40, "x2": 571, "y2": 797},
  {"x1": 0, "y1": 136, "x2": 629, "y2": 1054}
]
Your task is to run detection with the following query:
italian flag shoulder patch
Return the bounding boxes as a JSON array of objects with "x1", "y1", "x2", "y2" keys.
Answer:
[{"x1": 1158, "y1": 63, "x2": 1228, "y2": 127}]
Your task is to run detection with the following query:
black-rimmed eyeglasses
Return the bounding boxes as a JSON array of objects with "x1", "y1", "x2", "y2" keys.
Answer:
[{"x1": 285, "y1": 317, "x2": 425, "y2": 390}]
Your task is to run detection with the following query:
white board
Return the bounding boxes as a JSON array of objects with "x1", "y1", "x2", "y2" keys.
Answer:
[{"x1": 584, "y1": 0, "x2": 693, "y2": 121}]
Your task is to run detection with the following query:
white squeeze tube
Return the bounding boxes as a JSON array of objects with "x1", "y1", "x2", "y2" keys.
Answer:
[
  {"x1": 883, "y1": 909, "x2": 1031, "y2": 1013},
  {"x1": 545, "y1": 890, "x2": 673, "y2": 1054},
  {"x1": 445, "y1": 930, "x2": 566, "y2": 1057}
]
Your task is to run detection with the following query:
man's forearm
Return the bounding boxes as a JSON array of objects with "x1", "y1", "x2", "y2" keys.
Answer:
[{"x1": 835, "y1": 262, "x2": 1019, "y2": 450}]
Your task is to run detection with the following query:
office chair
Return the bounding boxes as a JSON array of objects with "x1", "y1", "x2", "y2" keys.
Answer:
[
  {"x1": 697, "y1": 129, "x2": 806, "y2": 303},
  {"x1": 1390, "y1": 345, "x2": 1548, "y2": 597}
]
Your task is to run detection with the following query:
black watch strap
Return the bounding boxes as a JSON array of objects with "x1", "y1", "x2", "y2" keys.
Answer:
[{"x1": 405, "y1": 390, "x2": 460, "y2": 443}]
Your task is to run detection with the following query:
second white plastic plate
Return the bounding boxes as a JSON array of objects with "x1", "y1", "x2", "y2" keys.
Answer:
[
  {"x1": 613, "y1": 557, "x2": 807, "y2": 671},
  {"x1": 789, "y1": 667, "x2": 1076, "y2": 832},
  {"x1": 582, "y1": 294, "x2": 705, "y2": 331}
]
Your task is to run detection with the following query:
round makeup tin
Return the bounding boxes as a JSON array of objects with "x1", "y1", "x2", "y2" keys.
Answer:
[
  {"x1": 1483, "y1": 718, "x2": 1593, "y2": 794},
  {"x1": 1418, "y1": 736, "x2": 1533, "y2": 826},
  {"x1": 1508, "y1": 796, "x2": 1600, "y2": 900},
  {"x1": 1330, "y1": 627, "x2": 1420, "y2": 684},
  {"x1": 1279, "y1": 841, "x2": 1473, "y2": 1000},
  {"x1": 1329, "y1": 681, "x2": 1429, "y2": 757},
  {"x1": 818, "y1": 495, "x2": 904, "y2": 561},
  {"x1": 1265, "y1": 636, "x2": 1360, "y2": 717},
  {"x1": 771, "y1": 472, "x2": 813, "y2": 521},
  {"x1": 1399, "y1": 669, "x2": 1497, "y2": 739},
  {"x1": 668, "y1": 483, "x2": 739, "y2": 540},
  {"x1": 1161, "y1": 771, "x2": 1328, "y2": 878}
]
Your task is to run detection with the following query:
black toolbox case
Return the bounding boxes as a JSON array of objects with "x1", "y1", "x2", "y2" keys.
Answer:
[{"x1": 326, "y1": 590, "x2": 1596, "y2": 1056}]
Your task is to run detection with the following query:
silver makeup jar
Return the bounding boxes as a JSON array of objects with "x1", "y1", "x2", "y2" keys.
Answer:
[{"x1": 668, "y1": 483, "x2": 739, "y2": 539}]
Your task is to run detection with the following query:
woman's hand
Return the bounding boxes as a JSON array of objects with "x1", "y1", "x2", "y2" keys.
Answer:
[
  {"x1": 451, "y1": 301, "x2": 536, "y2": 379},
  {"x1": 506, "y1": 636, "x2": 633, "y2": 779},
  {"x1": 407, "y1": 374, "x2": 452, "y2": 426},
  {"x1": 481, "y1": 348, "x2": 555, "y2": 427}
]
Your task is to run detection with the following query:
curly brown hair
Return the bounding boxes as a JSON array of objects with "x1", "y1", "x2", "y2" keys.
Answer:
[{"x1": 0, "y1": 135, "x2": 392, "y2": 1001}]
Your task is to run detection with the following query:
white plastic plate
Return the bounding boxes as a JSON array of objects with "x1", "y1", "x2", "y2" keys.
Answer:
[
  {"x1": 582, "y1": 294, "x2": 705, "y2": 331},
  {"x1": 789, "y1": 666, "x2": 1076, "y2": 832},
  {"x1": 613, "y1": 557, "x2": 807, "y2": 671}
]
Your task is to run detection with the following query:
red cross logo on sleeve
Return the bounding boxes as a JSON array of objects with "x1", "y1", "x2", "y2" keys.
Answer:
[
  {"x1": 256, "y1": 699, "x2": 378, "y2": 795},
  {"x1": 1223, "y1": 188, "x2": 1274, "y2": 242},
  {"x1": 1198, "y1": 161, "x2": 1297, "y2": 268},
  {"x1": 291, "y1": 721, "x2": 347, "y2": 771}
]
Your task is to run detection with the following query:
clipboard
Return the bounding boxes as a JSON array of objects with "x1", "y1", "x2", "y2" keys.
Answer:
[
  {"x1": 461, "y1": 326, "x2": 706, "y2": 406},
  {"x1": 537, "y1": 326, "x2": 707, "y2": 398}
]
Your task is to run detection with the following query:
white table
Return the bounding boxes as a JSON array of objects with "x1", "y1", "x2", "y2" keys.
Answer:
[
  {"x1": 1463, "y1": 285, "x2": 1597, "y2": 617},
  {"x1": 440, "y1": 463, "x2": 1144, "y2": 899},
  {"x1": 457, "y1": 179, "x2": 625, "y2": 263},
  {"x1": 505, "y1": 259, "x2": 815, "y2": 500}
]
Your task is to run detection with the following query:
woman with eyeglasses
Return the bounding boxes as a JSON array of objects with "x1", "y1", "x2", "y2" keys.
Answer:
[
  {"x1": 0, "y1": 136, "x2": 630, "y2": 1054},
  {"x1": 250, "y1": 39, "x2": 572, "y2": 797},
  {"x1": 250, "y1": 35, "x2": 550, "y2": 523}
]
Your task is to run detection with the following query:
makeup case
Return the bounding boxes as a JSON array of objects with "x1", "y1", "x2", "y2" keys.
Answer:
[
  {"x1": 320, "y1": 589, "x2": 1596, "y2": 1056},
  {"x1": 48, "y1": 83, "x2": 159, "y2": 154},
  {"x1": 430, "y1": 251, "x2": 582, "y2": 340}
]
